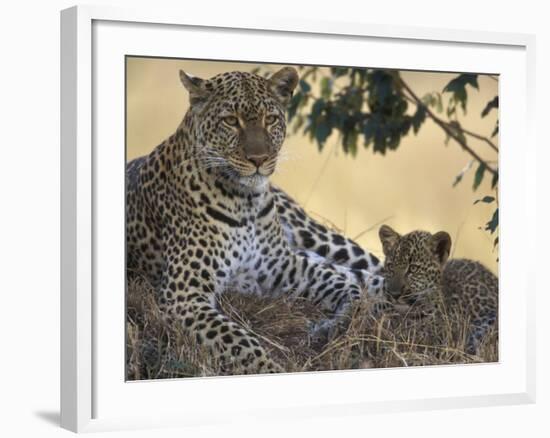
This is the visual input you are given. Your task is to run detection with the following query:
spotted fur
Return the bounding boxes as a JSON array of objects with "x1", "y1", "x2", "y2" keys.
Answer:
[
  {"x1": 126, "y1": 67, "x2": 383, "y2": 374},
  {"x1": 378, "y1": 225, "x2": 498, "y2": 355}
]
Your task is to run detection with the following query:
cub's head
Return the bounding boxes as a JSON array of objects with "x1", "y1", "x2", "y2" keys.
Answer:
[
  {"x1": 378, "y1": 225, "x2": 451, "y2": 304},
  {"x1": 179, "y1": 67, "x2": 299, "y2": 190}
]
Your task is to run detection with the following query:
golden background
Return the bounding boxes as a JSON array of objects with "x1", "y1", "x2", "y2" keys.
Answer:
[{"x1": 126, "y1": 58, "x2": 499, "y2": 273}]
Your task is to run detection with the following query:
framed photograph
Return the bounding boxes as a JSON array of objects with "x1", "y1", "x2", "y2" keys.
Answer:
[{"x1": 61, "y1": 5, "x2": 536, "y2": 433}]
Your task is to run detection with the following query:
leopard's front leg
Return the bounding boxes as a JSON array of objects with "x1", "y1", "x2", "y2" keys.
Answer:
[
  {"x1": 158, "y1": 259, "x2": 282, "y2": 375},
  {"x1": 257, "y1": 248, "x2": 363, "y2": 340},
  {"x1": 294, "y1": 249, "x2": 386, "y2": 300}
]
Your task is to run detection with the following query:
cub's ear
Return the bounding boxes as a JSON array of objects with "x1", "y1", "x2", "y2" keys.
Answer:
[
  {"x1": 268, "y1": 67, "x2": 299, "y2": 105},
  {"x1": 379, "y1": 225, "x2": 400, "y2": 256},
  {"x1": 430, "y1": 231, "x2": 452, "y2": 264},
  {"x1": 179, "y1": 70, "x2": 210, "y2": 106}
]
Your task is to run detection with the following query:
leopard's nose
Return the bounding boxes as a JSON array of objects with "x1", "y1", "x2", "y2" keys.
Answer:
[
  {"x1": 385, "y1": 278, "x2": 403, "y2": 298},
  {"x1": 247, "y1": 154, "x2": 269, "y2": 168}
]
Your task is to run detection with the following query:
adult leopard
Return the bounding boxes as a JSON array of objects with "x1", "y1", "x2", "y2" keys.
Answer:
[{"x1": 126, "y1": 67, "x2": 383, "y2": 374}]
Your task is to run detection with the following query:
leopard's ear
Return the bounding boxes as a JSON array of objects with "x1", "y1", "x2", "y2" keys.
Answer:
[
  {"x1": 431, "y1": 231, "x2": 452, "y2": 264},
  {"x1": 179, "y1": 70, "x2": 210, "y2": 106},
  {"x1": 268, "y1": 67, "x2": 299, "y2": 105},
  {"x1": 379, "y1": 225, "x2": 400, "y2": 256}
]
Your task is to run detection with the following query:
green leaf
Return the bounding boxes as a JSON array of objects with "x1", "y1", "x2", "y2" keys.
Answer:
[
  {"x1": 411, "y1": 105, "x2": 426, "y2": 134},
  {"x1": 453, "y1": 173, "x2": 463, "y2": 187},
  {"x1": 446, "y1": 100, "x2": 457, "y2": 118},
  {"x1": 363, "y1": 116, "x2": 376, "y2": 145},
  {"x1": 448, "y1": 120, "x2": 466, "y2": 145},
  {"x1": 299, "y1": 79, "x2": 311, "y2": 93},
  {"x1": 443, "y1": 74, "x2": 479, "y2": 113},
  {"x1": 443, "y1": 74, "x2": 479, "y2": 93},
  {"x1": 331, "y1": 67, "x2": 349, "y2": 78},
  {"x1": 315, "y1": 121, "x2": 332, "y2": 148},
  {"x1": 312, "y1": 114, "x2": 332, "y2": 150},
  {"x1": 373, "y1": 123, "x2": 386, "y2": 154},
  {"x1": 343, "y1": 129, "x2": 358, "y2": 156},
  {"x1": 491, "y1": 171, "x2": 499, "y2": 189},
  {"x1": 421, "y1": 92, "x2": 443, "y2": 113},
  {"x1": 311, "y1": 98, "x2": 325, "y2": 120},
  {"x1": 421, "y1": 93, "x2": 434, "y2": 106},
  {"x1": 435, "y1": 93, "x2": 443, "y2": 113},
  {"x1": 481, "y1": 96, "x2": 499, "y2": 117},
  {"x1": 473, "y1": 162, "x2": 486, "y2": 191},
  {"x1": 491, "y1": 121, "x2": 499, "y2": 138},
  {"x1": 292, "y1": 114, "x2": 305, "y2": 134},
  {"x1": 320, "y1": 77, "x2": 332, "y2": 100},
  {"x1": 452, "y1": 161, "x2": 473, "y2": 187},
  {"x1": 474, "y1": 195, "x2": 495, "y2": 204},
  {"x1": 485, "y1": 208, "x2": 499, "y2": 234},
  {"x1": 287, "y1": 92, "x2": 303, "y2": 122}
]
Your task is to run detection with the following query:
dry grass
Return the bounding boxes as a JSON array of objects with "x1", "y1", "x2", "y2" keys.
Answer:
[{"x1": 126, "y1": 277, "x2": 498, "y2": 380}]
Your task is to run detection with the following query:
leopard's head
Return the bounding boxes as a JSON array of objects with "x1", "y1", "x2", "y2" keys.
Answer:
[
  {"x1": 378, "y1": 225, "x2": 451, "y2": 305},
  {"x1": 179, "y1": 67, "x2": 298, "y2": 190}
]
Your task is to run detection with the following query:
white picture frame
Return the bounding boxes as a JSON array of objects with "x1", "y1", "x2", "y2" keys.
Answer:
[{"x1": 60, "y1": 4, "x2": 536, "y2": 433}]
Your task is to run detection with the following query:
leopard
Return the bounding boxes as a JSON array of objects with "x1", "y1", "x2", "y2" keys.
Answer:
[
  {"x1": 377, "y1": 224, "x2": 498, "y2": 355},
  {"x1": 126, "y1": 66, "x2": 384, "y2": 375}
]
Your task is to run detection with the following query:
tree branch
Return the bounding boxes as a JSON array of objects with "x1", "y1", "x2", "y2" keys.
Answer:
[
  {"x1": 400, "y1": 92, "x2": 498, "y2": 153},
  {"x1": 397, "y1": 77, "x2": 498, "y2": 176},
  {"x1": 442, "y1": 121, "x2": 499, "y2": 153}
]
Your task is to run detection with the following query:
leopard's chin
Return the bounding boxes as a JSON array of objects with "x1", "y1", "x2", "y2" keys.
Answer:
[{"x1": 238, "y1": 174, "x2": 269, "y2": 191}]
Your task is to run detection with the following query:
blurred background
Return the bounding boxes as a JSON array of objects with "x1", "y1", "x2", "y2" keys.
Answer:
[{"x1": 126, "y1": 57, "x2": 499, "y2": 274}]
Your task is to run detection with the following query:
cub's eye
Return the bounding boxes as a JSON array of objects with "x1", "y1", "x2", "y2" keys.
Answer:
[
  {"x1": 384, "y1": 262, "x2": 393, "y2": 271},
  {"x1": 265, "y1": 114, "x2": 278, "y2": 125},
  {"x1": 408, "y1": 264, "x2": 420, "y2": 274},
  {"x1": 223, "y1": 116, "x2": 239, "y2": 127}
]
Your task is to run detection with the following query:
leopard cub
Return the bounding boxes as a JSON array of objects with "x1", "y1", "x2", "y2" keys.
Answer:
[{"x1": 378, "y1": 224, "x2": 498, "y2": 355}]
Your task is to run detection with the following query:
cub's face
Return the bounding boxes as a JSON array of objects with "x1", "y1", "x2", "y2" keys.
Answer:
[
  {"x1": 378, "y1": 225, "x2": 452, "y2": 305},
  {"x1": 180, "y1": 67, "x2": 298, "y2": 189}
]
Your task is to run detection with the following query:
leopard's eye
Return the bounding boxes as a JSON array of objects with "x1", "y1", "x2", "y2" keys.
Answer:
[
  {"x1": 384, "y1": 262, "x2": 393, "y2": 271},
  {"x1": 265, "y1": 114, "x2": 278, "y2": 125},
  {"x1": 408, "y1": 264, "x2": 420, "y2": 274},
  {"x1": 223, "y1": 116, "x2": 239, "y2": 127}
]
